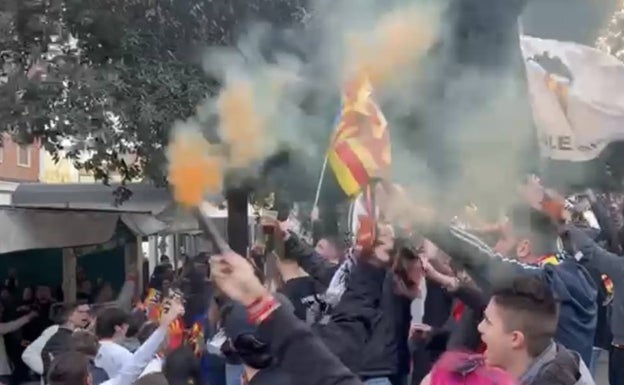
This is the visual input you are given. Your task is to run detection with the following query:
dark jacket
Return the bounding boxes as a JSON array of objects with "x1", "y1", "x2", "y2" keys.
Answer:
[
  {"x1": 356, "y1": 275, "x2": 411, "y2": 379},
  {"x1": 285, "y1": 234, "x2": 410, "y2": 378},
  {"x1": 446, "y1": 285, "x2": 489, "y2": 351},
  {"x1": 279, "y1": 277, "x2": 325, "y2": 324},
  {"x1": 41, "y1": 327, "x2": 73, "y2": 377},
  {"x1": 424, "y1": 225, "x2": 597, "y2": 365},
  {"x1": 520, "y1": 343, "x2": 594, "y2": 385},
  {"x1": 566, "y1": 226, "x2": 624, "y2": 347},
  {"x1": 423, "y1": 281, "x2": 454, "y2": 329},
  {"x1": 257, "y1": 304, "x2": 363, "y2": 385},
  {"x1": 581, "y1": 262, "x2": 612, "y2": 350},
  {"x1": 248, "y1": 367, "x2": 291, "y2": 385},
  {"x1": 313, "y1": 261, "x2": 387, "y2": 375}
]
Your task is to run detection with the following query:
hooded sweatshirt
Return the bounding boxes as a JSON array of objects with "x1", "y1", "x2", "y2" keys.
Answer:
[
  {"x1": 520, "y1": 342, "x2": 595, "y2": 385},
  {"x1": 423, "y1": 225, "x2": 597, "y2": 365}
]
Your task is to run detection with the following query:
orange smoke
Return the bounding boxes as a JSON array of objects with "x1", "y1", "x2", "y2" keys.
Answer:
[
  {"x1": 217, "y1": 79, "x2": 265, "y2": 167},
  {"x1": 168, "y1": 129, "x2": 223, "y2": 207},
  {"x1": 346, "y1": 7, "x2": 436, "y2": 89}
]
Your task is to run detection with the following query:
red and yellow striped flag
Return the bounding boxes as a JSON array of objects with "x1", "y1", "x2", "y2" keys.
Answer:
[{"x1": 328, "y1": 77, "x2": 391, "y2": 197}]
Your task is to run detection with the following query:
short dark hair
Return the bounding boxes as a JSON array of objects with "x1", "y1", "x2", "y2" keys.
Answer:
[
  {"x1": 55, "y1": 301, "x2": 88, "y2": 324},
  {"x1": 319, "y1": 235, "x2": 346, "y2": 255},
  {"x1": 508, "y1": 205, "x2": 559, "y2": 256},
  {"x1": 491, "y1": 274, "x2": 559, "y2": 357},
  {"x1": 163, "y1": 347, "x2": 201, "y2": 385},
  {"x1": 126, "y1": 310, "x2": 148, "y2": 338},
  {"x1": 95, "y1": 307, "x2": 130, "y2": 339},
  {"x1": 136, "y1": 321, "x2": 159, "y2": 344},
  {"x1": 70, "y1": 330, "x2": 99, "y2": 356},
  {"x1": 47, "y1": 351, "x2": 90, "y2": 385}
]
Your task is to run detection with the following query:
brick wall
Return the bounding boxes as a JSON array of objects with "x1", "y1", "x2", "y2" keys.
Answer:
[{"x1": 0, "y1": 135, "x2": 40, "y2": 182}]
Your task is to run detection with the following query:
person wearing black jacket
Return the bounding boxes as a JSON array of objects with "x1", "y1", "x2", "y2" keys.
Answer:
[
  {"x1": 564, "y1": 192, "x2": 617, "y2": 377},
  {"x1": 210, "y1": 230, "x2": 397, "y2": 385},
  {"x1": 283, "y1": 230, "x2": 412, "y2": 385}
]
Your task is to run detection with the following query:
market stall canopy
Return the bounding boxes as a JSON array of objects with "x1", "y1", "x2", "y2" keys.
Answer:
[
  {"x1": 4, "y1": 183, "x2": 253, "y2": 253},
  {"x1": 0, "y1": 207, "x2": 120, "y2": 254},
  {"x1": 11, "y1": 183, "x2": 171, "y2": 213}
]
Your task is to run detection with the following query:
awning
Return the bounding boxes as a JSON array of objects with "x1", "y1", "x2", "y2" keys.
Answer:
[
  {"x1": 0, "y1": 207, "x2": 120, "y2": 254},
  {"x1": 4, "y1": 182, "x2": 254, "y2": 252},
  {"x1": 10, "y1": 183, "x2": 171, "y2": 213}
]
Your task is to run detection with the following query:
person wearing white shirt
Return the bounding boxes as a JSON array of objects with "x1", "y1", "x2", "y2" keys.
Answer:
[
  {"x1": 47, "y1": 298, "x2": 184, "y2": 385},
  {"x1": 94, "y1": 308, "x2": 132, "y2": 378},
  {"x1": 135, "y1": 321, "x2": 168, "y2": 378}
]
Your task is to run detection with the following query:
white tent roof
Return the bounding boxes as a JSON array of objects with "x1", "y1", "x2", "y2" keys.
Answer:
[{"x1": 2, "y1": 183, "x2": 253, "y2": 253}]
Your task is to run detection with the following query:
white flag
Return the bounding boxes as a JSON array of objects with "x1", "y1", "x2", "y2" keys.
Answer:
[{"x1": 520, "y1": 36, "x2": 624, "y2": 162}]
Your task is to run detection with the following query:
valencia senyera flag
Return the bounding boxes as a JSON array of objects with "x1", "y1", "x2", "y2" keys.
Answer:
[{"x1": 328, "y1": 77, "x2": 391, "y2": 197}]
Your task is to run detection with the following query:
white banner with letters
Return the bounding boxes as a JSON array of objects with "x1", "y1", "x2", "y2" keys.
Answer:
[{"x1": 520, "y1": 36, "x2": 624, "y2": 162}]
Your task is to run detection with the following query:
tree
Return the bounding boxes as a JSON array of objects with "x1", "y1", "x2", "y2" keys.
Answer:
[
  {"x1": 0, "y1": 0, "x2": 308, "y2": 184},
  {"x1": 596, "y1": 3, "x2": 624, "y2": 60}
]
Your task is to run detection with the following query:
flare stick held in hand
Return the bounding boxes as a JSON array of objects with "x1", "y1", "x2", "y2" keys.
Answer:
[{"x1": 194, "y1": 203, "x2": 231, "y2": 254}]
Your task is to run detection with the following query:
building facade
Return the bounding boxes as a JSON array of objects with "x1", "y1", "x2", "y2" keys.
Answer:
[
  {"x1": 0, "y1": 135, "x2": 40, "y2": 182},
  {"x1": 0, "y1": 135, "x2": 40, "y2": 204}
]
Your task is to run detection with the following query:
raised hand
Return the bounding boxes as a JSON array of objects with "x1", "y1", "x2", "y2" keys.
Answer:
[
  {"x1": 160, "y1": 297, "x2": 185, "y2": 327},
  {"x1": 209, "y1": 251, "x2": 268, "y2": 306}
]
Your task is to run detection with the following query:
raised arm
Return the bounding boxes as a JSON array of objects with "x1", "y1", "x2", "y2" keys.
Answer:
[
  {"x1": 107, "y1": 298, "x2": 183, "y2": 385},
  {"x1": 283, "y1": 231, "x2": 340, "y2": 287},
  {"x1": 423, "y1": 225, "x2": 539, "y2": 293},
  {"x1": 211, "y1": 250, "x2": 363, "y2": 385},
  {"x1": 0, "y1": 312, "x2": 34, "y2": 335}
]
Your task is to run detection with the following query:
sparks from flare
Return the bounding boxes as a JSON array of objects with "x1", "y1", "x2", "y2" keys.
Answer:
[{"x1": 168, "y1": 128, "x2": 223, "y2": 207}]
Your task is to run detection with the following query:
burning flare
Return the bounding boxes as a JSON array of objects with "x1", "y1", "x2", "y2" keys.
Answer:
[{"x1": 168, "y1": 128, "x2": 223, "y2": 207}]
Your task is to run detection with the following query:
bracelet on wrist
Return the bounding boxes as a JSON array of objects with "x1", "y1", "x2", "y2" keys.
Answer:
[{"x1": 247, "y1": 295, "x2": 279, "y2": 325}]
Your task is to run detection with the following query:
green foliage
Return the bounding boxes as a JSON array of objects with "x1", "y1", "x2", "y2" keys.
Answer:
[{"x1": 0, "y1": 0, "x2": 308, "y2": 184}]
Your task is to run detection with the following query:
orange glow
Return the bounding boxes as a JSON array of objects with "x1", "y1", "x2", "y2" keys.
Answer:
[
  {"x1": 168, "y1": 129, "x2": 222, "y2": 207},
  {"x1": 346, "y1": 7, "x2": 435, "y2": 89},
  {"x1": 217, "y1": 79, "x2": 264, "y2": 167}
]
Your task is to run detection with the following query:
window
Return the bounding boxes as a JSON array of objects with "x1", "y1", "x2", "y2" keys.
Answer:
[{"x1": 17, "y1": 145, "x2": 31, "y2": 167}]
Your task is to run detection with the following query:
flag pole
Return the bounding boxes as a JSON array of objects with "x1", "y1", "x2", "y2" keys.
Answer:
[
  {"x1": 313, "y1": 154, "x2": 329, "y2": 208},
  {"x1": 313, "y1": 100, "x2": 344, "y2": 209}
]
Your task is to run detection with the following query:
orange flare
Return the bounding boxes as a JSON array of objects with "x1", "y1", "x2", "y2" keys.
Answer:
[
  {"x1": 168, "y1": 129, "x2": 222, "y2": 207},
  {"x1": 217, "y1": 79, "x2": 264, "y2": 167}
]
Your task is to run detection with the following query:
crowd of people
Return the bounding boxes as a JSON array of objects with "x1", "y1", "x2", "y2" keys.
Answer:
[
  {"x1": 0, "y1": 177, "x2": 622, "y2": 385},
  {"x1": 0, "y1": 267, "x2": 129, "y2": 385}
]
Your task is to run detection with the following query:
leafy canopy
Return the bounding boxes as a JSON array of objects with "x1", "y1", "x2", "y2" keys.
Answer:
[{"x1": 0, "y1": 0, "x2": 307, "y2": 184}]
